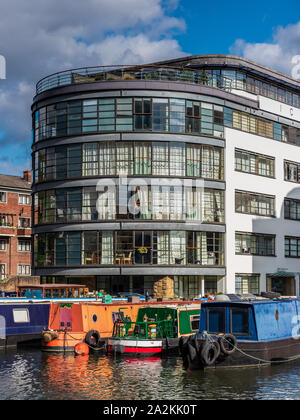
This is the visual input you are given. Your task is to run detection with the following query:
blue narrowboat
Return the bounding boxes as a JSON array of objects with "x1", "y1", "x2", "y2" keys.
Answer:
[
  {"x1": 0, "y1": 302, "x2": 50, "y2": 348},
  {"x1": 180, "y1": 297, "x2": 300, "y2": 369}
]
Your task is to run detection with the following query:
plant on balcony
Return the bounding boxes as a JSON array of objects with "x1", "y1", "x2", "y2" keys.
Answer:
[{"x1": 137, "y1": 247, "x2": 148, "y2": 254}]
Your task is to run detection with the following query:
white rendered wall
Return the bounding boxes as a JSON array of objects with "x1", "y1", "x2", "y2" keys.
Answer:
[{"x1": 224, "y1": 127, "x2": 300, "y2": 295}]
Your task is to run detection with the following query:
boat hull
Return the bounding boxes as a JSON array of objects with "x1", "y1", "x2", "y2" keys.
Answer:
[
  {"x1": 41, "y1": 331, "x2": 86, "y2": 352},
  {"x1": 0, "y1": 303, "x2": 50, "y2": 349},
  {"x1": 107, "y1": 338, "x2": 163, "y2": 356},
  {"x1": 183, "y1": 336, "x2": 300, "y2": 370}
]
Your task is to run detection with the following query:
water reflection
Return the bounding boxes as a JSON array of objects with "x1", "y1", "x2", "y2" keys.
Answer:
[{"x1": 0, "y1": 349, "x2": 299, "y2": 400}]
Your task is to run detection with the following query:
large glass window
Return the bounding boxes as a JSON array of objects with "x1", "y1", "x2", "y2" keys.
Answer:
[
  {"x1": 285, "y1": 237, "x2": 300, "y2": 257},
  {"x1": 284, "y1": 198, "x2": 300, "y2": 220},
  {"x1": 235, "y1": 191, "x2": 275, "y2": 217},
  {"x1": 235, "y1": 274, "x2": 260, "y2": 295},
  {"x1": 235, "y1": 149, "x2": 274, "y2": 178},
  {"x1": 235, "y1": 233, "x2": 275, "y2": 256},
  {"x1": 285, "y1": 160, "x2": 300, "y2": 183},
  {"x1": 33, "y1": 141, "x2": 224, "y2": 182}
]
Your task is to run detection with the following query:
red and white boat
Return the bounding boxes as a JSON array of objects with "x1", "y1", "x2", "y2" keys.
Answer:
[{"x1": 107, "y1": 338, "x2": 163, "y2": 355}]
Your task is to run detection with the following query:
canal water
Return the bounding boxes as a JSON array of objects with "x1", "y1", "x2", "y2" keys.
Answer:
[{"x1": 0, "y1": 348, "x2": 299, "y2": 400}]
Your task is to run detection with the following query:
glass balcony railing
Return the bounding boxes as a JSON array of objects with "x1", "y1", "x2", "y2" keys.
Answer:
[{"x1": 36, "y1": 65, "x2": 233, "y2": 95}]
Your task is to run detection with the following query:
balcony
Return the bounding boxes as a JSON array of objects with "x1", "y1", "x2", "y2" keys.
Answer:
[{"x1": 36, "y1": 65, "x2": 233, "y2": 95}]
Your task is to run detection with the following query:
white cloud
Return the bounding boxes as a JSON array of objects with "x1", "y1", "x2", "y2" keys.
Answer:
[
  {"x1": 230, "y1": 21, "x2": 300, "y2": 77},
  {"x1": 0, "y1": 0, "x2": 187, "y2": 174}
]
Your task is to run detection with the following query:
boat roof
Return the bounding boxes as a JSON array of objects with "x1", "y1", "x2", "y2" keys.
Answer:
[
  {"x1": 140, "y1": 303, "x2": 201, "y2": 310},
  {"x1": 17, "y1": 284, "x2": 87, "y2": 289},
  {"x1": 203, "y1": 297, "x2": 300, "y2": 307}
]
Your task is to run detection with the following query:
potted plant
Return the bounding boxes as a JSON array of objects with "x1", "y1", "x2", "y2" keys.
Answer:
[{"x1": 137, "y1": 247, "x2": 148, "y2": 254}]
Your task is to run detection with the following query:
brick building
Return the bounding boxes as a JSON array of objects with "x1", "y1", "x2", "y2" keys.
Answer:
[{"x1": 0, "y1": 171, "x2": 32, "y2": 280}]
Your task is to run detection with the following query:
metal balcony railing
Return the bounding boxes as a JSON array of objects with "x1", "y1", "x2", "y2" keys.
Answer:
[{"x1": 36, "y1": 65, "x2": 233, "y2": 95}]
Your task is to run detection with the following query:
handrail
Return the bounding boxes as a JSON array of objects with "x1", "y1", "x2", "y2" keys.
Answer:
[
  {"x1": 36, "y1": 64, "x2": 233, "y2": 95},
  {"x1": 112, "y1": 319, "x2": 175, "y2": 339}
]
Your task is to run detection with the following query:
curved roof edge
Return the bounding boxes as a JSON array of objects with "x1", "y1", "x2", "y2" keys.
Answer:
[{"x1": 149, "y1": 54, "x2": 300, "y2": 90}]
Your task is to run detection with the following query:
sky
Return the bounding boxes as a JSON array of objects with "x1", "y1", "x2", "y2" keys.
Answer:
[{"x1": 0, "y1": 0, "x2": 300, "y2": 176}]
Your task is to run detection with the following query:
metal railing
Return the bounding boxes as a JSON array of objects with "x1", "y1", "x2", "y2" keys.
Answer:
[
  {"x1": 113, "y1": 319, "x2": 175, "y2": 339},
  {"x1": 36, "y1": 65, "x2": 233, "y2": 95}
]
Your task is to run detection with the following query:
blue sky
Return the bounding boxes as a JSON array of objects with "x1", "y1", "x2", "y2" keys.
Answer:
[
  {"x1": 173, "y1": 0, "x2": 300, "y2": 55},
  {"x1": 0, "y1": 0, "x2": 300, "y2": 176}
]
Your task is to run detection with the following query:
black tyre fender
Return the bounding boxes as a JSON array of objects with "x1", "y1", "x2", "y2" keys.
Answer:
[
  {"x1": 187, "y1": 342, "x2": 197, "y2": 362},
  {"x1": 179, "y1": 336, "x2": 189, "y2": 356},
  {"x1": 200, "y1": 341, "x2": 220, "y2": 366},
  {"x1": 85, "y1": 330, "x2": 101, "y2": 347},
  {"x1": 218, "y1": 334, "x2": 237, "y2": 356}
]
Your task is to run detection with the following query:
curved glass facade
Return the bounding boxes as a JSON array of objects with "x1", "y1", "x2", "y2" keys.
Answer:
[
  {"x1": 34, "y1": 231, "x2": 224, "y2": 267},
  {"x1": 34, "y1": 186, "x2": 225, "y2": 225},
  {"x1": 33, "y1": 141, "x2": 224, "y2": 183},
  {"x1": 33, "y1": 96, "x2": 300, "y2": 146}
]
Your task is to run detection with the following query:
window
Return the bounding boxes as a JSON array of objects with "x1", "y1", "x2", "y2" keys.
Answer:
[
  {"x1": 190, "y1": 315, "x2": 200, "y2": 331},
  {"x1": 170, "y1": 98, "x2": 185, "y2": 132},
  {"x1": 116, "y1": 98, "x2": 132, "y2": 131},
  {"x1": 18, "y1": 240, "x2": 31, "y2": 252},
  {"x1": 152, "y1": 142, "x2": 169, "y2": 176},
  {"x1": 235, "y1": 149, "x2": 275, "y2": 178},
  {"x1": 82, "y1": 99, "x2": 98, "y2": 133},
  {"x1": 99, "y1": 98, "x2": 115, "y2": 131},
  {"x1": 230, "y1": 308, "x2": 249, "y2": 335},
  {"x1": 134, "y1": 143, "x2": 151, "y2": 175},
  {"x1": 19, "y1": 194, "x2": 31, "y2": 205},
  {"x1": 235, "y1": 233, "x2": 275, "y2": 256},
  {"x1": 18, "y1": 218, "x2": 30, "y2": 228},
  {"x1": 18, "y1": 265, "x2": 31, "y2": 275},
  {"x1": 235, "y1": 274, "x2": 260, "y2": 295},
  {"x1": 187, "y1": 232, "x2": 224, "y2": 265},
  {"x1": 285, "y1": 160, "x2": 300, "y2": 183},
  {"x1": 116, "y1": 142, "x2": 134, "y2": 175},
  {"x1": 235, "y1": 191, "x2": 275, "y2": 217},
  {"x1": 134, "y1": 98, "x2": 152, "y2": 130},
  {"x1": 13, "y1": 309, "x2": 30, "y2": 323},
  {"x1": 284, "y1": 198, "x2": 300, "y2": 220},
  {"x1": 0, "y1": 239, "x2": 7, "y2": 251},
  {"x1": 207, "y1": 308, "x2": 225, "y2": 334},
  {"x1": 152, "y1": 98, "x2": 168, "y2": 131},
  {"x1": 0, "y1": 192, "x2": 7, "y2": 203},
  {"x1": 56, "y1": 189, "x2": 82, "y2": 223},
  {"x1": 0, "y1": 264, "x2": 5, "y2": 279},
  {"x1": 285, "y1": 237, "x2": 300, "y2": 257}
]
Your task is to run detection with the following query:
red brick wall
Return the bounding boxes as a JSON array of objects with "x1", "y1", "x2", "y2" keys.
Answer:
[{"x1": 0, "y1": 190, "x2": 32, "y2": 277}]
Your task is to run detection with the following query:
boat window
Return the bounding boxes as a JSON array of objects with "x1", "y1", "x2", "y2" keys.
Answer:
[
  {"x1": 190, "y1": 315, "x2": 200, "y2": 331},
  {"x1": 92, "y1": 314, "x2": 98, "y2": 323},
  {"x1": 230, "y1": 307, "x2": 249, "y2": 335},
  {"x1": 13, "y1": 308, "x2": 30, "y2": 323},
  {"x1": 207, "y1": 308, "x2": 225, "y2": 333},
  {"x1": 112, "y1": 311, "x2": 124, "y2": 323}
]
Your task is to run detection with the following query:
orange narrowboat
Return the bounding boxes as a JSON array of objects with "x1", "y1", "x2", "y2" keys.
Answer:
[{"x1": 42, "y1": 300, "x2": 198, "y2": 352}]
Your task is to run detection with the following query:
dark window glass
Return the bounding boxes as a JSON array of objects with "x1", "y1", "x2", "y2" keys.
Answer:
[
  {"x1": 207, "y1": 308, "x2": 225, "y2": 333},
  {"x1": 231, "y1": 308, "x2": 249, "y2": 335}
]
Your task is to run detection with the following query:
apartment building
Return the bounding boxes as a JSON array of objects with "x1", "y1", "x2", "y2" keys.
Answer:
[
  {"x1": 31, "y1": 55, "x2": 300, "y2": 297},
  {"x1": 0, "y1": 171, "x2": 32, "y2": 280}
]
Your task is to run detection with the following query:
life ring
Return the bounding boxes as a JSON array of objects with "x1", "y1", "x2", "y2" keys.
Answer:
[
  {"x1": 218, "y1": 334, "x2": 237, "y2": 356},
  {"x1": 85, "y1": 330, "x2": 101, "y2": 348},
  {"x1": 200, "y1": 341, "x2": 220, "y2": 366}
]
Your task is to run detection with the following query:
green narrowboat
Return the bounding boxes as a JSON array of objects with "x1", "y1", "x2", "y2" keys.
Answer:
[{"x1": 107, "y1": 304, "x2": 201, "y2": 356}]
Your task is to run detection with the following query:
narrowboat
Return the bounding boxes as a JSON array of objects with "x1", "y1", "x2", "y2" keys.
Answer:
[
  {"x1": 0, "y1": 284, "x2": 96, "y2": 349},
  {"x1": 0, "y1": 302, "x2": 50, "y2": 349},
  {"x1": 180, "y1": 297, "x2": 300, "y2": 370},
  {"x1": 41, "y1": 300, "x2": 198, "y2": 352},
  {"x1": 107, "y1": 304, "x2": 201, "y2": 356}
]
